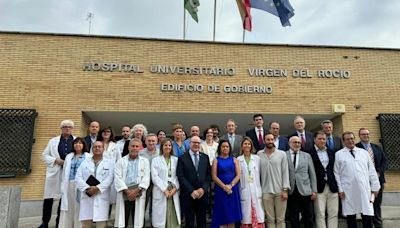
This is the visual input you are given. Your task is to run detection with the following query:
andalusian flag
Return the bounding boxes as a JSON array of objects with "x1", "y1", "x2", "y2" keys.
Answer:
[{"x1": 185, "y1": 0, "x2": 200, "y2": 22}]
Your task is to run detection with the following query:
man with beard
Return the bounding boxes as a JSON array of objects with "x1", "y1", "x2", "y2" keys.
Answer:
[
  {"x1": 116, "y1": 125, "x2": 131, "y2": 155},
  {"x1": 258, "y1": 134, "x2": 290, "y2": 228}
]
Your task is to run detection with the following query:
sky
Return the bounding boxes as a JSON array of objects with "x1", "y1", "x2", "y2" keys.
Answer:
[{"x1": 1, "y1": 0, "x2": 400, "y2": 49}]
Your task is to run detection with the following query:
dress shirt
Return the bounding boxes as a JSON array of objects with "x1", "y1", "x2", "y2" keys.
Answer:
[
  {"x1": 189, "y1": 150, "x2": 200, "y2": 169},
  {"x1": 90, "y1": 135, "x2": 97, "y2": 144},
  {"x1": 361, "y1": 142, "x2": 371, "y2": 150},
  {"x1": 315, "y1": 145, "x2": 329, "y2": 170},
  {"x1": 274, "y1": 136, "x2": 280, "y2": 149},
  {"x1": 255, "y1": 127, "x2": 264, "y2": 136},
  {"x1": 125, "y1": 157, "x2": 139, "y2": 186},
  {"x1": 228, "y1": 134, "x2": 235, "y2": 147}
]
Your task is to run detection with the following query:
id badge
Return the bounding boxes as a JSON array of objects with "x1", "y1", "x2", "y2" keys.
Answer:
[{"x1": 248, "y1": 175, "x2": 254, "y2": 183}]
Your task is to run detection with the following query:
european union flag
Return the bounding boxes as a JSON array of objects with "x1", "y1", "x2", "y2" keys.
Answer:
[{"x1": 250, "y1": 0, "x2": 294, "y2": 26}]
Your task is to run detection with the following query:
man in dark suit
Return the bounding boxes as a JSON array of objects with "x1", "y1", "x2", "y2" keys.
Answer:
[
  {"x1": 220, "y1": 119, "x2": 243, "y2": 157},
  {"x1": 269, "y1": 121, "x2": 289, "y2": 151},
  {"x1": 177, "y1": 136, "x2": 211, "y2": 228},
  {"x1": 356, "y1": 128, "x2": 386, "y2": 228},
  {"x1": 287, "y1": 116, "x2": 314, "y2": 153},
  {"x1": 245, "y1": 114, "x2": 267, "y2": 152},
  {"x1": 309, "y1": 131, "x2": 339, "y2": 228},
  {"x1": 83, "y1": 120, "x2": 100, "y2": 151},
  {"x1": 286, "y1": 136, "x2": 317, "y2": 228},
  {"x1": 321, "y1": 120, "x2": 343, "y2": 153}
]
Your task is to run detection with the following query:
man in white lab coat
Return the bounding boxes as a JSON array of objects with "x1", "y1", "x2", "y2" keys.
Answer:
[
  {"x1": 114, "y1": 138, "x2": 150, "y2": 228},
  {"x1": 39, "y1": 120, "x2": 75, "y2": 228},
  {"x1": 334, "y1": 131, "x2": 380, "y2": 228},
  {"x1": 75, "y1": 141, "x2": 115, "y2": 228}
]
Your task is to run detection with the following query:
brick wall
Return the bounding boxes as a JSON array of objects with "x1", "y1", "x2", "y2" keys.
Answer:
[{"x1": 0, "y1": 32, "x2": 399, "y2": 199}]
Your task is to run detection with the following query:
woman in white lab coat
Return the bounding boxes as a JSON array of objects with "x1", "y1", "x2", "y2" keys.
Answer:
[
  {"x1": 75, "y1": 141, "x2": 115, "y2": 227},
  {"x1": 96, "y1": 126, "x2": 121, "y2": 163},
  {"x1": 97, "y1": 126, "x2": 121, "y2": 204},
  {"x1": 59, "y1": 137, "x2": 91, "y2": 228},
  {"x1": 151, "y1": 138, "x2": 181, "y2": 228},
  {"x1": 237, "y1": 137, "x2": 264, "y2": 228}
]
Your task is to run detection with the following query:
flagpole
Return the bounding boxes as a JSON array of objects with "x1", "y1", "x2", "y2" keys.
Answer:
[
  {"x1": 183, "y1": 2, "x2": 186, "y2": 40},
  {"x1": 242, "y1": 28, "x2": 245, "y2": 43},
  {"x1": 213, "y1": 0, "x2": 217, "y2": 42}
]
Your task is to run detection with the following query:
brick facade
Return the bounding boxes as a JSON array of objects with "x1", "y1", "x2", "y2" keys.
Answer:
[{"x1": 0, "y1": 32, "x2": 399, "y2": 200}]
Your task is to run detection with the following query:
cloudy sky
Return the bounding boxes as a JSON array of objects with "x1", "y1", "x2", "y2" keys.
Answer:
[{"x1": 1, "y1": 0, "x2": 399, "y2": 48}]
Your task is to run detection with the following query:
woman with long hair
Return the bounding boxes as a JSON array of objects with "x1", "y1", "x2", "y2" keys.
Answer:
[
  {"x1": 237, "y1": 137, "x2": 265, "y2": 228},
  {"x1": 151, "y1": 138, "x2": 181, "y2": 227}
]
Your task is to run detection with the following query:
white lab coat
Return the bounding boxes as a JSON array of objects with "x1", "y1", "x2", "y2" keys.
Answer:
[
  {"x1": 151, "y1": 155, "x2": 181, "y2": 228},
  {"x1": 42, "y1": 135, "x2": 76, "y2": 199},
  {"x1": 75, "y1": 157, "x2": 115, "y2": 222},
  {"x1": 114, "y1": 155, "x2": 150, "y2": 228},
  {"x1": 103, "y1": 141, "x2": 121, "y2": 163},
  {"x1": 334, "y1": 147, "x2": 380, "y2": 216},
  {"x1": 238, "y1": 155, "x2": 265, "y2": 224},
  {"x1": 60, "y1": 152, "x2": 91, "y2": 211},
  {"x1": 103, "y1": 141, "x2": 121, "y2": 204}
]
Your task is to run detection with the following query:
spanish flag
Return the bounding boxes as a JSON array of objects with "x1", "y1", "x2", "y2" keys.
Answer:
[{"x1": 236, "y1": 0, "x2": 252, "y2": 31}]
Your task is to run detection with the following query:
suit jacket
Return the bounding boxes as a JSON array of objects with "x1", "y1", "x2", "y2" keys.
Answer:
[
  {"x1": 219, "y1": 134, "x2": 243, "y2": 157},
  {"x1": 286, "y1": 150, "x2": 317, "y2": 196},
  {"x1": 177, "y1": 151, "x2": 211, "y2": 197},
  {"x1": 356, "y1": 142, "x2": 386, "y2": 184},
  {"x1": 308, "y1": 146, "x2": 338, "y2": 193},
  {"x1": 84, "y1": 135, "x2": 93, "y2": 151},
  {"x1": 288, "y1": 131, "x2": 314, "y2": 153},
  {"x1": 277, "y1": 136, "x2": 289, "y2": 151},
  {"x1": 326, "y1": 135, "x2": 343, "y2": 153},
  {"x1": 245, "y1": 128, "x2": 267, "y2": 152}
]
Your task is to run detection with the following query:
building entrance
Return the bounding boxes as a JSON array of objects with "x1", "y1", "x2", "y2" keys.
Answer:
[{"x1": 83, "y1": 111, "x2": 341, "y2": 138}]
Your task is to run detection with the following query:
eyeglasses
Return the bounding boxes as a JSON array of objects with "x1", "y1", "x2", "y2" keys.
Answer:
[
  {"x1": 292, "y1": 141, "x2": 301, "y2": 144},
  {"x1": 62, "y1": 126, "x2": 73, "y2": 129},
  {"x1": 191, "y1": 141, "x2": 201, "y2": 144}
]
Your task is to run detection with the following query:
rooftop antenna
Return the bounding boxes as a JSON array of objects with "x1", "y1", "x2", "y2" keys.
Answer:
[{"x1": 86, "y1": 12, "x2": 94, "y2": 34}]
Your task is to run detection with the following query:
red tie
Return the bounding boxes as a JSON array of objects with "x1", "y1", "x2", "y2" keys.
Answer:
[
  {"x1": 258, "y1": 130, "x2": 263, "y2": 148},
  {"x1": 300, "y1": 133, "x2": 305, "y2": 148}
]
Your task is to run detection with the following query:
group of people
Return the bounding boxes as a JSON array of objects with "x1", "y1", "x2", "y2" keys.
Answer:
[{"x1": 38, "y1": 114, "x2": 386, "y2": 228}]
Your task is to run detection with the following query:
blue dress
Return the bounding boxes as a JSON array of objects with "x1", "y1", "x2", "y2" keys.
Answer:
[{"x1": 211, "y1": 156, "x2": 242, "y2": 227}]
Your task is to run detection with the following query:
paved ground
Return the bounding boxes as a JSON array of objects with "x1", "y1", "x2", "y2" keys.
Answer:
[{"x1": 18, "y1": 206, "x2": 400, "y2": 228}]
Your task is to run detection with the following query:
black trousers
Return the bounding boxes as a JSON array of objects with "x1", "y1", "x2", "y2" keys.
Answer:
[
  {"x1": 182, "y1": 194, "x2": 208, "y2": 228},
  {"x1": 41, "y1": 198, "x2": 61, "y2": 228},
  {"x1": 288, "y1": 187, "x2": 314, "y2": 228},
  {"x1": 346, "y1": 214, "x2": 373, "y2": 228},
  {"x1": 373, "y1": 184, "x2": 384, "y2": 228},
  {"x1": 124, "y1": 200, "x2": 136, "y2": 228}
]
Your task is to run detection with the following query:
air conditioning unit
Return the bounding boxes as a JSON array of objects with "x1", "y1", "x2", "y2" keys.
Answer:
[{"x1": 332, "y1": 104, "x2": 346, "y2": 113}]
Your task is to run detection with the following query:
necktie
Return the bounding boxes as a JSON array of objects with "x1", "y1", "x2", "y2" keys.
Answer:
[
  {"x1": 229, "y1": 135, "x2": 234, "y2": 148},
  {"x1": 194, "y1": 153, "x2": 199, "y2": 171},
  {"x1": 350, "y1": 149, "x2": 355, "y2": 158},
  {"x1": 300, "y1": 133, "x2": 305, "y2": 148},
  {"x1": 258, "y1": 130, "x2": 263, "y2": 148},
  {"x1": 367, "y1": 145, "x2": 375, "y2": 166},
  {"x1": 293, "y1": 152, "x2": 297, "y2": 168},
  {"x1": 327, "y1": 136, "x2": 333, "y2": 150}
]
